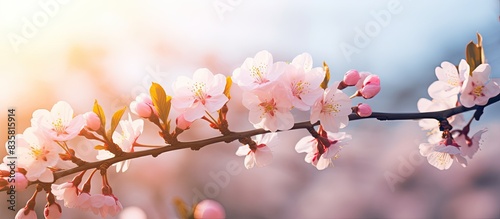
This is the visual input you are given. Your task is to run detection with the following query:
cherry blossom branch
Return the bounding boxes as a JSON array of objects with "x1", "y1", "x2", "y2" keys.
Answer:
[
  {"x1": 0, "y1": 92, "x2": 485, "y2": 190},
  {"x1": 352, "y1": 93, "x2": 499, "y2": 121}
]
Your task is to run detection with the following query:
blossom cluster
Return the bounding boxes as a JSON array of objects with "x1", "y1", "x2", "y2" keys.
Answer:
[
  {"x1": 418, "y1": 59, "x2": 500, "y2": 170},
  {"x1": 230, "y1": 50, "x2": 381, "y2": 170},
  {"x1": 0, "y1": 101, "x2": 128, "y2": 219},
  {"x1": 1, "y1": 50, "x2": 383, "y2": 218},
  {"x1": 130, "y1": 50, "x2": 381, "y2": 170}
]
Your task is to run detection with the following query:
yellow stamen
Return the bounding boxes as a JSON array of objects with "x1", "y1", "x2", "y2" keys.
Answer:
[
  {"x1": 251, "y1": 64, "x2": 269, "y2": 84},
  {"x1": 472, "y1": 85, "x2": 484, "y2": 97}
]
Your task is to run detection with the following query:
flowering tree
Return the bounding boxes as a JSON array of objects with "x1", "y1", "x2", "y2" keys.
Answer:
[{"x1": 2, "y1": 33, "x2": 499, "y2": 219}]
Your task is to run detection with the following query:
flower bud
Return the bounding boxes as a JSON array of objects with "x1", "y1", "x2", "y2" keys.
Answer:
[
  {"x1": 44, "y1": 203, "x2": 62, "y2": 219},
  {"x1": 356, "y1": 103, "x2": 372, "y2": 117},
  {"x1": 130, "y1": 93, "x2": 157, "y2": 118},
  {"x1": 83, "y1": 112, "x2": 100, "y2": 131},
  {"x1": 132, "y1": 102, "x2": 152, "y2": 118},
  {"x1": 176, "y1": 114, "x2": 192, "y2": 130},
  {"x1": 360, "y1": 75, "x2": 381, "y2": 99},
  {"x1": 360, "y1": 85, "x2": 381, "y2": 99},
  {"x1": 355, "y1": 72, "x2": 370, "y2": 89},
  {"x1": 194, "y1": 199, "x2": 226, "y2": 219},
  {"x1": 15, "y1": 208, "x2": 36, "y2": 219},
  {"x1": 363, "y1": 74, "x2": 380, "y2": 86},
  {"x1": 343, "y1": 69, "x2": 360, "y2": 86}
]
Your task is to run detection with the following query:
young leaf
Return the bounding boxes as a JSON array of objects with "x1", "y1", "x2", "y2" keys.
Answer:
[
  {"x1": 172, "y1": 197, "x2": 189, "y2": 219},
  {"x1": 465, "y1": 33, "x2": 485, "y2": 75},
  {"x1": 150, "y1": 82, "x2": 171, "y2": 125},
  {"x1": 93, "y1": 100, "x2": 106, "y2": 129},
  {"x1": 108, "y1": 106, "x2": 127, "y2": 139},
  {"x1": 224, "y1": 76, "x2": 232, "y2": 99},
  {"x1": 321, "y1": 61, "x2": 330, "y2": 89},
  {"x1": 94, "y1": 145, "x2": 106, "y2": 150}
]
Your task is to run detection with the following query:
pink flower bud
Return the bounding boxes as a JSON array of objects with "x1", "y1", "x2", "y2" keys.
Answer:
[
  {"x1": 130, "y1": 93, "x2": 157, "y2": 118},
  {"x1": 360, "y1": 84, "x2": 381, "y2": 99},
  {"x1": 355, "y1": 72, "x2": 370, "y2": 89},
  {"x1": 343, "y1": 69, "x2": 361, "y2": 86},
  {"x1": 13, "y1": 173, "x2": 28, "y2": 192},
  {"x1": 363, "y1": 74, "x2": 380, "y2": 86},
  {"x1": 194, "y1": 200, "x2": 226, "y2": 219},
  {"x1": 176, "y1": 114, "x2": 192, "y2": 130},
  {"x1": 83, "y1": 112, "x2": 100, "y2": 131},
  {"x1": 360, "y1": 75, "x2": 381, "y2": 99},
  {"x1": 134, "y1": 102, "x2": 152, "y2": 118},
  {"x1": 44, "y1": 203, "x2": 62, "y2": 219},
  {"x1": 356, "y1": 103, "x2": 372, "y2": 117},
  {"x1": 15, "y1": 208, "x2": 36, "y2": 219}
]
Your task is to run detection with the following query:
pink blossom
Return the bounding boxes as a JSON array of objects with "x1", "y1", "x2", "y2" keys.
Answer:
[
  {"x1": 242, "y1": 85, "x2": 294, "y2": 132},
  {"x1": 83, "y1": 112, "x2": 100, "y2": 131},
  {"x1": 16, "y1": 127, "x2": 60, "y2": 182},
  {"x1": 130, "y1": 93, "x2": 157, "y2": 118},
  {"x1": 290, "y1": 52, "x2": 314, "y2": 72},
  {"x1": 90, "y1": 194, "x2": 123, "y2": 218},
  {"x1": 97, "y1": 114, "x2": 144, "y2": 172},
  {"x1": 281, "y1": 53, "x2": 325, "y2": 110},
  {"x1": 417, "y1": 97, "x2": 459, "y2": 144},
  {"x1": 194, "y1": 199, "x2": 226, "y2": 219},
  {"x1": 172, "y1": 68, "x2": 228, "y2": 122},
  {"x1": 428, "y1": 60, "x2": 467, "y2": 99},
  {"x1": 455, "y1": 128, "x2": 487, "y2": 159},
  {"x1": 175, "y1": 114, "x2": 192, "y2": 130},
  {"x1": 44, "y1": 202, "x2": 62, "y2": 219},
  {"x1": 356, "y1": 103, "x2": 372, "y2": 117},
  {"x1": 15, "y1": 208, "x2": 37, "y2": 219},
  {"x1": 419, "y1": 140, "x2": 467, "y2": 170},
  {"x1": 51, "y1": 182, "x2": 79, "y2": 208},
  {"x1": 359, "y1": 74, "x2": 381, "y2": 99},
  {"x1": 76, "y1": 192, "x2": 92, "y2": 210},
  {"x1": 460, "y1": 64, "x2": 500, "y2": 107},
  {"x1": 295, "y1": 131, "x2": 351, "y2": 170},
  {"x1": 310, "y1": 84, "x2": 351, "y2": 133},
  {"x1": 235, "y1": 133, "x2": 277, "y2": 169},
  {"x1": 343, "y1": 69, "x2": 361, "y2": 86},
  {"x1": 31, "y1": 101, "x2": 85, "y2": 142},
  {"x1": 232, "y1": 50, "x2": 287, "y2": 91}
]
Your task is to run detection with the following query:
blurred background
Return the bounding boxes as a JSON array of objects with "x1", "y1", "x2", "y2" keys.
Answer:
[{"x1": 1, "y1": 0, "x2": 500, "y2": 218}]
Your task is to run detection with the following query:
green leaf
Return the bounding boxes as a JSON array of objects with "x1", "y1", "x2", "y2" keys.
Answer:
[
  {"x1": 150, "y1": 82, "x2": 171, "y2": 125},
  {"x1": 465, "y1": 33, "x2": 485, "y2": 76},
  {"x1": 224, "y1": 76, "x2": 232, "y2": 99},
  {"x1": 108, "y1": 106, "x2": 127, "y2": 139},
  {"x1": 320, "y1": 61, "x2": 330, "y2": 89},
  {"x1": 93, "y1": 100, "x2": 106, "y2": 130}
]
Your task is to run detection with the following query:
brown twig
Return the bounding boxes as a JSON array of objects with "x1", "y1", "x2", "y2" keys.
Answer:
[{"x1": 3, "y1": 93, "x2": 499, "y2": 192}]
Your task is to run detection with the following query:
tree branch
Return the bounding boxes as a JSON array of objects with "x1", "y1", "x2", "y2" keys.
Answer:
[{"x1": 5, "y1": 93, "x2": 499, "y2": 191}]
